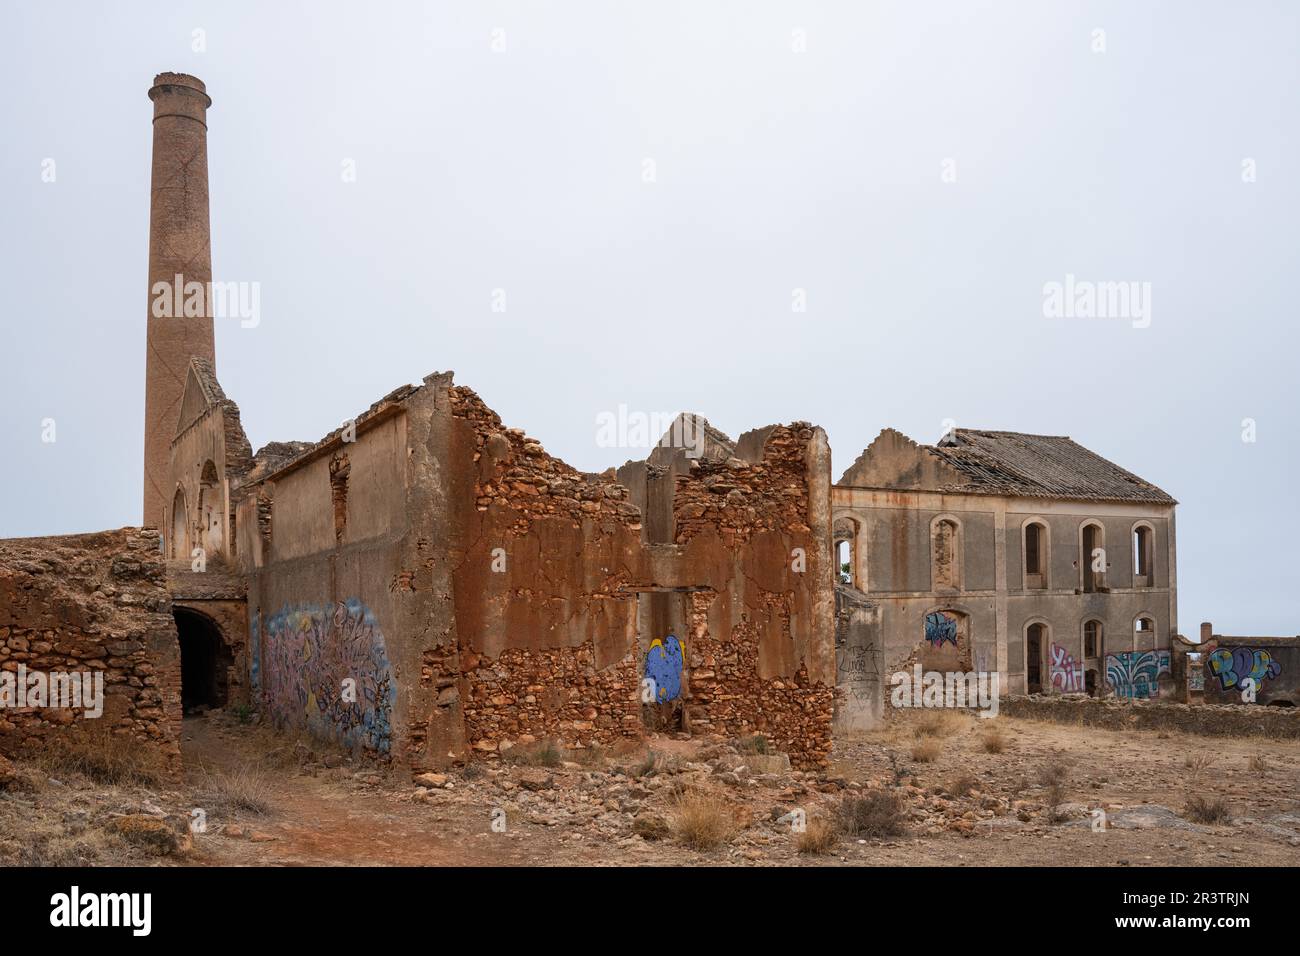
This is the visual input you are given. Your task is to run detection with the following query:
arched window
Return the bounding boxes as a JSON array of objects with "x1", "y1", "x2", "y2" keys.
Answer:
[
  {"x1": 1080, "y1": 521, "x2": 1106, "y2": 593},
  {"x1": 931, "y1": 516, "x2": 962, "y2": 591},
  {"x1": 1135, "y1": 615, "x2": 1156, "y2": 651},
  {"x1": 1023, "y1": 519, "x2": 1048, "y2": 589},
  {"x1": 1083, "y1": 619, "x2": 1103, "y2": 658},
  {"x1": 833, "y1": 516, "x2": 860, "y2": 587},
  {"x1": 1132, "y1": 522, "x2": 1154, "y2": 587}
]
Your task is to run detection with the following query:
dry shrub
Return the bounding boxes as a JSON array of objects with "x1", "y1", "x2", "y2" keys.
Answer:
[
  {"x1": 1036, "y1": 759, "x2": 1071, "y2": 823},
  {"x1": 1184, "y1": 794, "x2": 1231, "y2": 825},
  {"x1": 196, "y1": 763, "x2": 274, "y2": 816},
  {"x1": 795, "y1": 817, "x2": 839, "y2": 855},
  {"x1": 837, "y1": 791, "x2": 907, "y2": 839},
  {"x1": 910, "y1": 738, "x2": 942, "y2": 763},
  {"x1": 913, "y1": 711, "x2": 963, "y2": 739},
  {"x1": 1183, "y1": 752, "x2": 1211, "y2": 776},
  {"x1": 980, "y1": 726, "x2": 1007, "y2": 754},
  {"x1": 33, "y1": 722, "x2": 165, "y2": 787},
  {"x1": 670, "y1": 791, "x2": 741, "y2": 850},
  {"x1": 946, "y1": 773, "x2": 979, "y2": 798}
]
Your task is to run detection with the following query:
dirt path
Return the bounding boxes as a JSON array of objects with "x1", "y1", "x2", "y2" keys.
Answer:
[{"x1": 181, "y1": 717, "x2": 511, "y2": 866}]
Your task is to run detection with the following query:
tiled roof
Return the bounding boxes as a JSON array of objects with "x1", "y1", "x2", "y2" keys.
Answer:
[{"x1": 929, "y1": 429, "x2": 1175, "y2": 504}]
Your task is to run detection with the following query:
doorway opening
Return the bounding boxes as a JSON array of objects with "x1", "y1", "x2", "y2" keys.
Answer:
[
  {"x1": 1026, "y1": 623, "x2": 1045, "y2": 694},
  {"x1": 174, "y1": 606, "x2": 233, "y2": 714}
]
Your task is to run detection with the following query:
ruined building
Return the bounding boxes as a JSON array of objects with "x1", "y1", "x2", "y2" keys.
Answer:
[
  {"x1": 0, "y1": 73, "x2": 1186, "y2": 777},
  {"x1": 832, "y1": 428, "x2": 1178, "y2": 701}
]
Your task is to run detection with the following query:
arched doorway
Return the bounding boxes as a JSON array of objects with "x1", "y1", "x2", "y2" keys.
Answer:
[
  {"x1": 170, "y1": 487, "x2": 189, "y2": 560},
  {"x1": 174, "y1": 606, "x2": 233, "y2": 714}
]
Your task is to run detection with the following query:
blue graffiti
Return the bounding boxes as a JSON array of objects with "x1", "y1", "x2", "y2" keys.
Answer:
[
  {"x1": 645, "y1": 635, "x2": 686, "y2": 703},
  {"x1": 925, "y1": 612, "x2": 958, "y2": 648}
]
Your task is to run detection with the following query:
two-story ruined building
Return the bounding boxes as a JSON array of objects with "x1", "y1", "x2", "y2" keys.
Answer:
[{"x1": 832, "y1": 428, "x2": 1177, "y2": 701}]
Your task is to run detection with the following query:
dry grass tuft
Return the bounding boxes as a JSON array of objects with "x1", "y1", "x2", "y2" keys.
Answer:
[
  {"x1": 910, "y1": 738, "x2": 942, "y2": 763},
  {"x1": 32, "y1": 722, "x2": 166, "y2": 787},
  {"x1": 945, "y1": 773, "x2": 980, "y2": 798},
  {"x1": 1184, "y1": 793, "x2": 1231, "y2": 825},
  {"x1": 670, "y1": 791, "x2": 742, "y2": 850},
  {"x1": 837, "y1": 791, "x2": 908, "y2": 839},
  {"x1": 795, "y1": 817, "x2": 840, "y2": 855},
  {"x1": 1183, "y1": 752, "x2": 1211, "y2": 776},
  {"x1": 913, "y1": 711, "x2": 965, "y2": 739},
  {"x1": 979, "y1": 726, "x2": 1007, "y2": 754},
  {"x1": 195, "y1": 763, "x2": 275, "y2": 816}
]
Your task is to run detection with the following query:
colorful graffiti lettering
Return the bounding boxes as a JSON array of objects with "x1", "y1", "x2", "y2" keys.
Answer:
[
  {"x1": 1105, "y1": 650, "x2": 1171, "y2": 700},
  {"x1": 1207, "y1": 646, "x2": 1281, "y2": 691},
  {"x1": 262, "y1": 599, "x2": 394, "y2": 754},
  {"x1": 645, "y1": 635, "x2": 686, "y2": 702},
  {"x1": 925, "y1": 612, "x2": 958, "y2": 648},
  {"x1": 1048, "y1": 643, "x2": 1083, "y2": 692}
]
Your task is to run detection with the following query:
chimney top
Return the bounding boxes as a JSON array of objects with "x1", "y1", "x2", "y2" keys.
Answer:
[{"x1": 148, "y1": 72, "x2": 211, "y2": 108}]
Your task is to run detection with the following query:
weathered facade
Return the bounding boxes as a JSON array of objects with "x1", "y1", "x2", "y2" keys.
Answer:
[
  {"x1": 833, "y1": 428, "x2": 1178, "y2": 701},
  {"x1": 223, "y1": 376, "x2": 836, "y2": 768}
]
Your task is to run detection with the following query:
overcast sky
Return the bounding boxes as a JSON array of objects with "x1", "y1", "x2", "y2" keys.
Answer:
[{"x1": 1, "y1": 0, "x2": 1296, "y2": 635}]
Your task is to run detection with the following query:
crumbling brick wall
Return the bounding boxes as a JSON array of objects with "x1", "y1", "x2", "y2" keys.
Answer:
[
  {"x1": 670, "y1": 425, "x2": 836, "y2": 768},
  {"x1": 0, "y1": 529, "x2": 182, "y2": 776},
  {"x1": 438, "y1": 387, "x2": 646, "y2": 756}
]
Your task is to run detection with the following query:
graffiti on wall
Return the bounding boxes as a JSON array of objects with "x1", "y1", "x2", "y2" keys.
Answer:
[
  {"x1": 1048, "y1": 643, "x2": 1083, "y2": 693},
  {"x1": 645, "y1": 635, "x2": 686, "y2": 703},
  {"x1": 263, "y1": 599, "x2": 395, "y2": 753},
  {"x1": 1105, "y1": 650, "x2": 1171, "y2": 700},
  {"x1": 1207, "y1": 646, "x2": 1281, "y2": 692},
  {"x1": 925, "y1": 612, "x2": 958, "y2": 648}
]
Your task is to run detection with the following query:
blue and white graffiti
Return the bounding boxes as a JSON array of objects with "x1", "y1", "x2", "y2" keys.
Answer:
[
  {"x1": 645, "y1": 635, "x2": 686, "y2": 703},
  {"x1": 1105, "y1": 650, "x2": 1171, "y2": 700},
  {"x1": 924, "y1": 612, "x2": 958, "y2": 648}
]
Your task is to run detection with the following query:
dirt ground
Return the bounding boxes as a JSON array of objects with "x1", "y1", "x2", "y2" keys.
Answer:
[{"x1": 3, "y1": 710, "x2": 1298, "y2": 867}]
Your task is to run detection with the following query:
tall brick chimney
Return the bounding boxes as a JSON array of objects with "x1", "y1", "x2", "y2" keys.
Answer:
[{"x1": 142, "y1": 72, "x2": 215, "y2": 529}]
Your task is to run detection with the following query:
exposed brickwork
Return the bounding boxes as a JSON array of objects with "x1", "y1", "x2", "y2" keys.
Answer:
[
  {"x1": 449, "y1": 386, "x2": 642, "y2": 533},
  {"x1": 672, "y1": 423, "x2": 814, "y2": 546},
  {"x1": 684, "y1": 592, "x2": 834, "y2": 768},
  {"x1": 451, "y1": 643, "x2": 641, "y2": 753},
  {"x1": 0, "y1": 529, "x2": 182, "y2": 776}
]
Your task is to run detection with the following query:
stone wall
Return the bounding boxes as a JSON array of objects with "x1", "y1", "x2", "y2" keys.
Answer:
[
  {"x1": 1000, "y1": 693, "x2": 1300, "y2": 738},
  {"x1": 0, "y1": 529, "x2": 182, "y2": 776}
]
